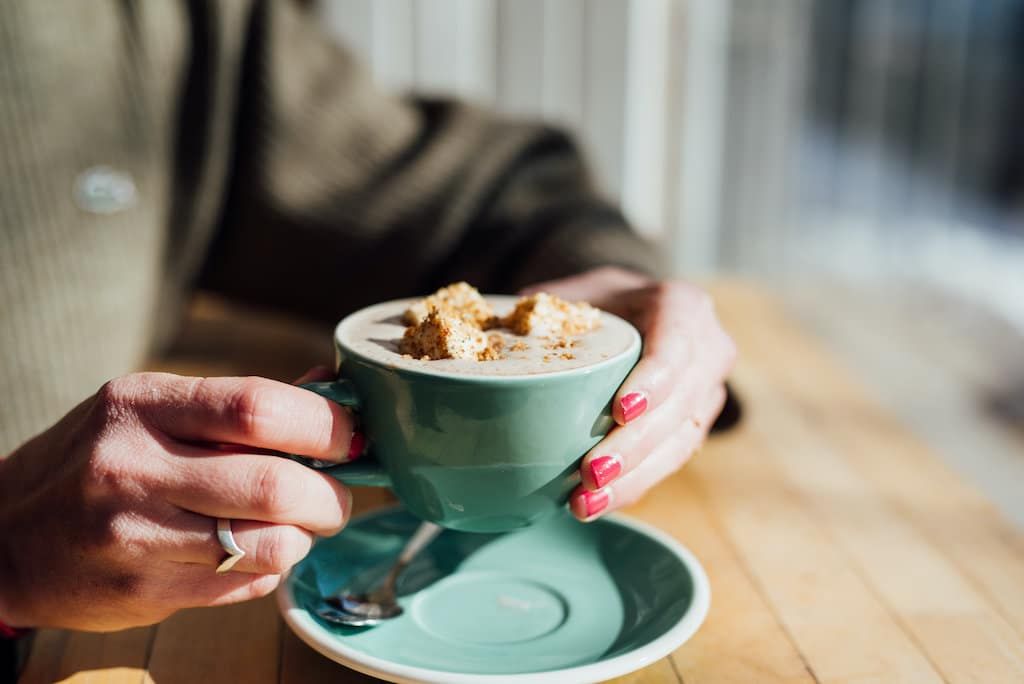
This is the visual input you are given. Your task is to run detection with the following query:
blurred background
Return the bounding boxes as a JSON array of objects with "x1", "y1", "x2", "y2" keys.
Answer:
[{"x1": 314, "y1": 0, "x2": 1024, "y2": 522}]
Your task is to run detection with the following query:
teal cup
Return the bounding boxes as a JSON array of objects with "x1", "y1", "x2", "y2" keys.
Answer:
[{"x1": 297, "y1": 299, "x2": 641, "y2": 533}]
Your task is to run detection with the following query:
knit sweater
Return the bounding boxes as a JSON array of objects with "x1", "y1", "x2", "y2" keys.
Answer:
[{"x1": 0, "y1": 1, "x2": 660, "y2": 454}]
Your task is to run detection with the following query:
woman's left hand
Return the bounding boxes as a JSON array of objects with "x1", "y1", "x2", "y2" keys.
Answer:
[{"x1": 522, "y1": 266, "x2": 737, "y2": 521}]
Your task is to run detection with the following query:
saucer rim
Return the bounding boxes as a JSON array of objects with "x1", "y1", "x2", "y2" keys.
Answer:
[{"x1": 277, "y1": 507, "x2": 711, "y2": 684}]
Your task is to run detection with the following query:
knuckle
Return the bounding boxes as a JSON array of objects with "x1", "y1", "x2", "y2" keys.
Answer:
[
  {"x1": 228, "y1": 379, "x2": 280, "y2": 440},
  {"x1": 106, "y1": 510, "x2": 138, "y2": 546},
  {"x1": 256, "y1": 528, "x2": 310, "y2": 574},
  {"x1": 97, "y1": 372, "x2": 168, "y2": 405},
  {"x1": 93, "y1": 372, "x2": 177, "y2": 426},
  {"x1": 84, "y1": 446, "x2": 131, "y2": 496},
  {"x1": 94, "y1": 376, "x2": 138, "y2": 423},
  {"x1": 304, "y1": 404, "x2": 345, "y2": 459},
  {"x1": 252, "y1": 461, "x2": 303, "y2": 520},
  {"x1": 78, "y1": 506, "x2": 140, "y2": 559},
  {"x1": 97, "y1": 375, "x2": 135, "y2": 403},
  {"x1": 77, "y1": 505, "x2": 118, "y2": 551}
]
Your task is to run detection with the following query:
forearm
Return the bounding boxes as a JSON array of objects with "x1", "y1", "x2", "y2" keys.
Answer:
[{"x1": 197, "y1": 1, "x2": 660, "y2": 321}]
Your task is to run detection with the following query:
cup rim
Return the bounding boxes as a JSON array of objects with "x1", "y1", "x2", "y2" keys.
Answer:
[{"x1": 333, "y1": 297, "x2": 642, "y2": 383}]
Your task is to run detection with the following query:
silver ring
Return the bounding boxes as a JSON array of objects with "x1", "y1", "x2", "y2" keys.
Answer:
[{"x1": 215, "y1": 518, "x2": 246, "y2": 574}]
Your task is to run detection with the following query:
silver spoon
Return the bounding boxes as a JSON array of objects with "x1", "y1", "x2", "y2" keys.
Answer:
[{"x1": 316, "y1": 521, "x2": 443, "y2": 627}]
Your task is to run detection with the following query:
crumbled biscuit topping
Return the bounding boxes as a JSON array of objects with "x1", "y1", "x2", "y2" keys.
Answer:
[
  {"x1": 398, "y1": 284, "x2": 601, "y2": 361},
  {"x1": 399, "y1": 309, "x2": 487, "y2": 360},
  {"x1": 403, "y1": 282, "x2": 495, "y2": 328},
  {"x1": 479, "y1": 334, "x2": 504, "y2": 361},
  {"x1": 500, "y1": 293, "x2": 601, "y2": 337}
]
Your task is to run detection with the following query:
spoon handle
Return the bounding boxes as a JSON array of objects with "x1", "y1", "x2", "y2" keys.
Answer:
[
  {"x1": 398, "y1": 522, "x2": 443, "y2": 565},
  {"x1": 379, "y1": 522, "x2": 443, "y2": 597}
]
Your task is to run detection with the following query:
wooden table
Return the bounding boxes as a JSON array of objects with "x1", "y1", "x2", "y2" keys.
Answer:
[{"x1": 18, "y1": 282, "x2": 1024, "y2": 683}]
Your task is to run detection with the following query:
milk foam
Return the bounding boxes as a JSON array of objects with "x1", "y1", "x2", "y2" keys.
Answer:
[{"x1": 337, "y1": 296, "x2": 639, "y2": 377}]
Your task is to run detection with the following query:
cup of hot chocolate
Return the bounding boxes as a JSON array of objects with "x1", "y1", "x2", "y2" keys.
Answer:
[{"x1": 296, "y1": 283, "x2": 641, "y2": 533}]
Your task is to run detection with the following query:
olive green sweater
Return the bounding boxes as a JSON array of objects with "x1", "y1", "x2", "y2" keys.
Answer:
[{"x1": 0, "y1": 1, "x2": 660, "y2": 454}]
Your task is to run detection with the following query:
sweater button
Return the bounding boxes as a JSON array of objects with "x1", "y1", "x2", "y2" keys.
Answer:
[{"x1": 74, "y1": 166, "x2": 137, "y2": 214}]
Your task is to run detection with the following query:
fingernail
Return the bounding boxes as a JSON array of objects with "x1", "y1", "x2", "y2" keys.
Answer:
[
  {"x1": 580, "y1": 488, "x2": 611, "y2": 520},
  {"x1": 347, "y1": 431, "x2": 366, "y2": 461},
  {"x1": 620, "y1": 392, "x2": 648, "y2": 423},
  {"x1": 589, "y1": 455, "x2": 622, "y2": 489}
]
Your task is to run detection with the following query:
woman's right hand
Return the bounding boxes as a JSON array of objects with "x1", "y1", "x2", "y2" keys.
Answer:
[{"x1": 0, "y1": 372, "x2": 359, "y2": 631}]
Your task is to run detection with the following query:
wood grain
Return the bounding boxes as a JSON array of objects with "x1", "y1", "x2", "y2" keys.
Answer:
[
  {"x1": 714, "y1": 284, "x2": 1024, "y2": 632},
  {"x1": 605, "y1": 657, "x2": 679, "y2": 684},
  {"x1": 738, "y1": 363, "x2": 1024, "y2": 681},
  {"x1": 280, "y1": 626, "x2": 382, "y2": 683},
  {"x1": 625, "y1": 471, "x2": 815, "y2": 683},
  {"x1": 53, "y1": 628, "x2": 154, "y2": 684},
  {"x1": 691, "y1": 424, "x2": 943, "y2": 683},
  {"x1": 147, "y1": 597, "x2": 280, "y2": 684},
  {"x1": 712, "y1": 282, "x2": 1024, "y2": 682},
  {"x1": 19, "y1": 283, "x2": 1024, "y2": 683},
  {"x1": 18, "y1": 631, "x2": 68, "y2": 684}
]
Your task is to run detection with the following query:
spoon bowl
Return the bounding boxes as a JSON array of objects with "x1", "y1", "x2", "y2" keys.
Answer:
[
  {"x1": 315, "y1": 603, "x2": 389, "y2": 628},
  {"x1": 315, "y1": 521, "x2": 442, "y2": 627}
]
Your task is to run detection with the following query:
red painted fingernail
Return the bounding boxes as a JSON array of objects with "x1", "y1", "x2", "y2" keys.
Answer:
[
  {"x1": 589, "y1": 455, "x2": 622, "y2": 489},
  {"x1": 620, "y1": 392, "x2": 648, "y2": 423},
  {"x1": 347, "y1": 431, "x2": 366, "y2": 460},
  {"x1": 581, "y1": 488, "x2": 610, "y2": 519}
]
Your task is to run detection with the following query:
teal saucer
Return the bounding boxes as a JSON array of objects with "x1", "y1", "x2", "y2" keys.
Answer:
[{"x1": 278, "y1": 507, "x2": 709, "y2": 683}]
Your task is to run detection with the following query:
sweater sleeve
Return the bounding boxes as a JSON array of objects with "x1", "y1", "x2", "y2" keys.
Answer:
[{"x1": 199, "y1": 0, "x2": 663, "y2": 324}]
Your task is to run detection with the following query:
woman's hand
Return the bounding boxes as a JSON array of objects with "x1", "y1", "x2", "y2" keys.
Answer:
[
  {"x1": 523, "y1": 267, "x2": 737, "y2": 521},
  {"x1": 0, "y1": 370, "x2": 359, "y2": 631}
]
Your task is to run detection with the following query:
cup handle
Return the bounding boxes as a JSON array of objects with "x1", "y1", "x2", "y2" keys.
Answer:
[{"x1": 296, "y1": 380, "x2": 392, "y2": 488}]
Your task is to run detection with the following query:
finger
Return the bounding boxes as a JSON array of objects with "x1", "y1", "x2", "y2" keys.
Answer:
[
  {"x1": 162, "y1": 511, "x2": 316, "y2": 576},
  {"x1": 610, "y1": 286, "x2": 701, "y2": 426},
  {"x1": 581, "y1": 378, "x2": 725, "y2": 490},
  {"x1": 136, "y1": 374, "x2": 357, "y2": 462},
  {"x1": 292, "y1": 365, "x2": 335, "y2": 385},
  {"x1": 580, "y1": 387, "x2": 690, "y2": 491},
  {"x1": 122, "y1": 559, "x2": 281, "y2": 616},
  {"x1": 611, "y1": 285, "x2": 735, "y2": 427},
  {"x1": 571, "y1": 422, "x2": 701, "y2": 521},
  {"x1": 164, "y1": 452, "x2": 353, "y2": 536},
  {"x1": 570, "y1": 385, "x2": 726, "y2": 521},
  {"x1": 169, "y1": 568, "x2": 283, "y2": 609},
  {"x1": 202, "y1": 574, "x2": 282, "y2": 607}
]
